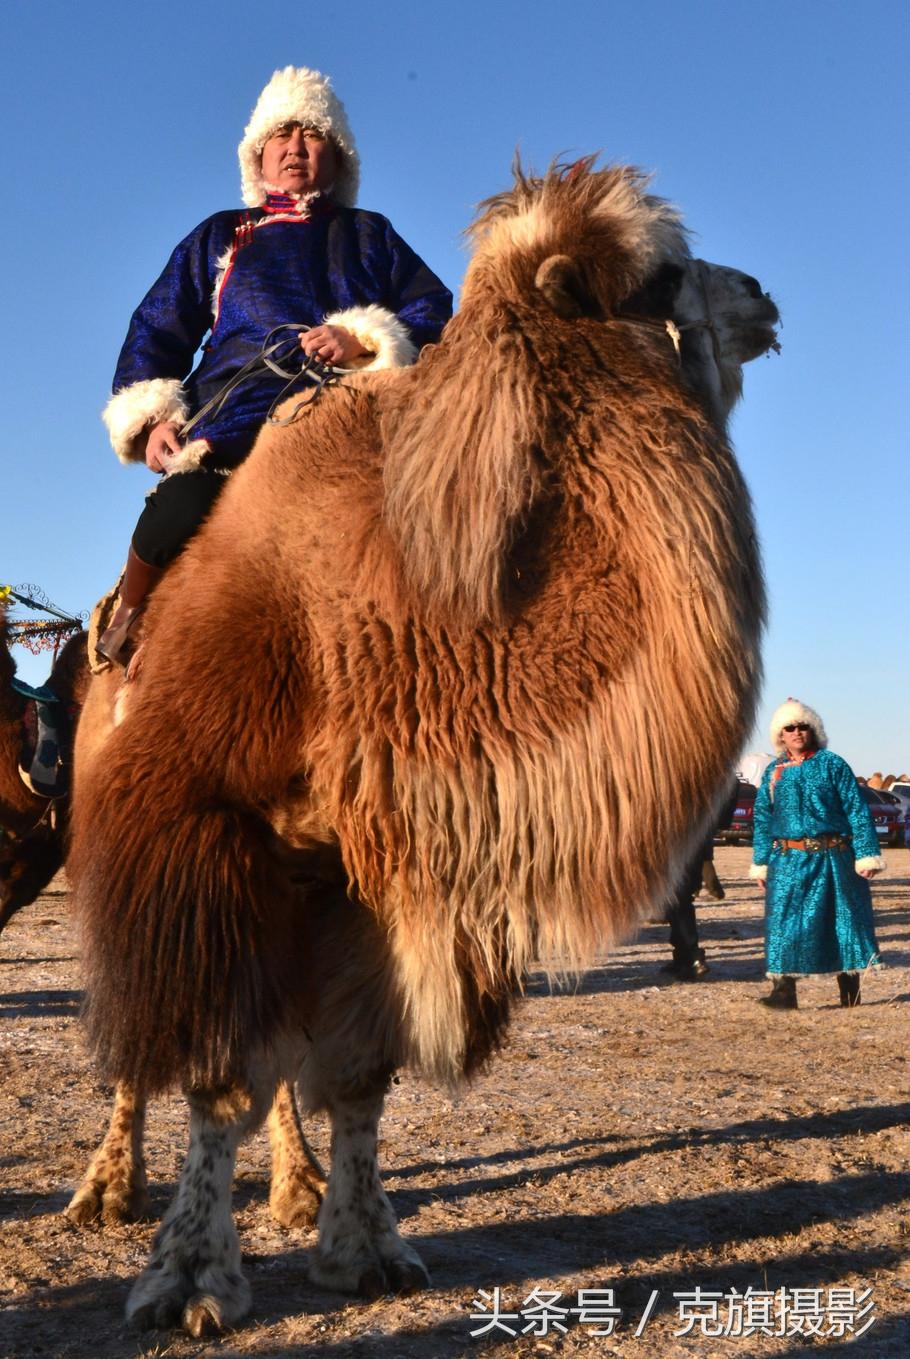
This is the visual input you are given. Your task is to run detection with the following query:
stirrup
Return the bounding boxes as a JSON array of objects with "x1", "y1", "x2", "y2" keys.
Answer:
[{"x1": 96, "y1": 604, "x2": 142, "y2": 667}]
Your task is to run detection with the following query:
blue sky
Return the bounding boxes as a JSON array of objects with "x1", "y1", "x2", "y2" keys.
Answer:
[{"x1": 2, "y1": 0, "x2": 908, "y2": 775}]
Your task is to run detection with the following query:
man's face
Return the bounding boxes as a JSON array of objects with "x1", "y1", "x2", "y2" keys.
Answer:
[
  {"x1": 260, "y1": 123, "x2": 339, "y2": 195},
  {"x1": 780, "y1": 722, "x2": 813, "y2": 758}
]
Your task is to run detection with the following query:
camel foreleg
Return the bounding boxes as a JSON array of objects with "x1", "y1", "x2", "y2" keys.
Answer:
[
  {"x1": 307, "y1": 1083, "x2": 429, "y2": 1298},
  {"x1": 65, "y1": 1082, "x2": 149, "y2": 1224},
  {"x1": 126, "y1": 1079, "x2": 271, "y2": 1336}
]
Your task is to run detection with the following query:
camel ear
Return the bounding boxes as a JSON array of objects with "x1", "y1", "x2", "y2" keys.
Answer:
[{"x1": 535, "y1": 254, "x2": 595, "y2": 318}]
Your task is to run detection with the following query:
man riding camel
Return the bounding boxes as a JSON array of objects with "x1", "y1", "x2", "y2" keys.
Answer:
[{"x1": 98, "y1": 65, "x2": 453, "y2": 664}]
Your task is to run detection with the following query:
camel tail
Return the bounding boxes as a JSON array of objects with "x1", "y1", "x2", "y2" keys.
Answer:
[{"x1": 71, "y1": 779, "x2": 300, "y2": 1095}]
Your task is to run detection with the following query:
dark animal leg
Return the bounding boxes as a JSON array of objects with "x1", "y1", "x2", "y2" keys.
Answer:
[
  {"x1": 308, "y1": 1083, "x2": 429, "y2": 1297},
  {"x1": 65, "y1": 1082, "x2": 150, "y2": 1224},
  {"x1": 0, "y1": 829, "x2": 64, "y2": 939},
  {"x1": 268, "y1": 1077, "x2": 326, "y2": 1227},
  {"x1": 126, "y1": 1079, "x2": 272, "y2": 1336}
]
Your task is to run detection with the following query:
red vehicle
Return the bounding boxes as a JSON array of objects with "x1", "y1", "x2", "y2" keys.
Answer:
[
  {"x1": 716, "y1": 781, "x2": 757, "y2": 845},
  {"x1": 860, "y1": 786, "x2": 904, "y2": 848}
]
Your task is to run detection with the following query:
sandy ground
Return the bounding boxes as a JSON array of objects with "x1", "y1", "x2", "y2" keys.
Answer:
[{"x1": 0, "y1": 846, "x2": 908, "y2": 1359}]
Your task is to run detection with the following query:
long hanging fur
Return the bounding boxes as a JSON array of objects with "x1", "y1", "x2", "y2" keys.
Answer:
[{"x1": 73, "y1": 161, "x2": 765, "y2": 1091}]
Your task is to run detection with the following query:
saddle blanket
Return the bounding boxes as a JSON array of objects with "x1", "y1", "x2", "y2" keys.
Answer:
[{"x1": 12, "y1": 679, "x2": 69, "y2": 799}]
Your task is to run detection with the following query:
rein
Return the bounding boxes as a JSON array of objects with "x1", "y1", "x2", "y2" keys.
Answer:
[
  {"x1": 1, "y1": 793, "x2": 59, "y2": 843},
  {"x1": 180, "y1": 323, "x2": 356, "y2": 440},
  {"x1": 679, "y1": 259, "x2": 723, "y2": 372}
]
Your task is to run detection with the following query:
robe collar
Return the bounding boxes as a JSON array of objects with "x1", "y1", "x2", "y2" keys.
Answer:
[{"x1": 262, "y1": 190, "x2": 335, "y2": 219}]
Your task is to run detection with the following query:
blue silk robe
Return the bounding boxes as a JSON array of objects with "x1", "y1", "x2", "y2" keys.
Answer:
[
  {"x1": 752, "y1": 750, "x2": 882, "y2": 976},
  {"x1": 104, "y1": 195, "x2": 453, "y2": 467}
]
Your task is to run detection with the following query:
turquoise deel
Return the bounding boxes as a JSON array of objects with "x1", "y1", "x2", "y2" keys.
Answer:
[{"x1": 753, "y1": 750, "x2": 881, "y2": 976}]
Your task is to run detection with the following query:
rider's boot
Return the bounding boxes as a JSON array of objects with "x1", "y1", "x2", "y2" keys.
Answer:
[{"x1": 96, "y1": 547, "x2": 164, "y2": 667}]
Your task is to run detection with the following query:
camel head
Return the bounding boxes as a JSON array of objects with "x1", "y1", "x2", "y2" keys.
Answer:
[
  {"x1": 464, "y1": 161, "x2": 780, "y2": 433},
  {"x1": 657, "y1": 259, "x2": 780, "y2": 430}
]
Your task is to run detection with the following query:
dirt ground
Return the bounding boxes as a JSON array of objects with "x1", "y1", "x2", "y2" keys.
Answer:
[{"x1": 1, "y1": 846, "x2": 908, "y2": 1359}]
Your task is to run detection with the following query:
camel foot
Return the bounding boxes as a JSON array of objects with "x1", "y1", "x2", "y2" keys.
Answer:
[
  {"x1": 269, "y1": 1166, "x2": 325, "y2": 1228},
  {"x1": 65, "y1": 1177, "x2": 151, "y2": 1226},
  {"x1": 127, "y1": 1264, "x2": 251, "y2": 1335},
  {"x1": 308, "y1": 1232, "x2": 430, "y2": 1298}
]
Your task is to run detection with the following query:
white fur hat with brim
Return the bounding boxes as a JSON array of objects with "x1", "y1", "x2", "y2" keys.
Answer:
[
  {"x1": 238, "y1": 66, "x2": 360, "y2": 208},
  {"x1": 769, "y1": 698, "x2": 828, "y2": 752}
]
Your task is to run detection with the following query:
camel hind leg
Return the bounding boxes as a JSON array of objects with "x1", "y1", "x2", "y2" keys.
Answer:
[
  {"x1": 268, "y1": 1077, "x2": 327, "y2": 1227},
  {"x1": 65, "y1": 1083, "x2": 150, "y2": 1224}
]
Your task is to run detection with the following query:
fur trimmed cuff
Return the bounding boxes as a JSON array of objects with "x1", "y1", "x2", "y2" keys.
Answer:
[
  {"x1": 323, "y1": 305, "x2": 418, "y2": 370},
  {"x1": 749, "y1": 863, "x2": 768, "y2": 882},
  {"x1": 161, "y1": 438, "x2": 212, "y2": 475},
  {"x1": 855, "y1": 854, "x2": 886, "y2": 874},
  {"x1": 102, "y1": 378, "x2": 189, "y2": 464}
]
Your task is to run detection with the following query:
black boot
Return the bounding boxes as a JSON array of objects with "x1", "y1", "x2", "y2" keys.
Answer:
[
  {"x1": 837, "y1": 972, "x2": 861, "y2": 1008},
  {"x1": 660, "y1": 948, "x2": 709, "y2": 981},
  {"x1": 96, "y1": 546, "x2": 164, "y2": 667},
  {"x1": 760, "y1": 976, "x2": 798, "y2": 1009}
]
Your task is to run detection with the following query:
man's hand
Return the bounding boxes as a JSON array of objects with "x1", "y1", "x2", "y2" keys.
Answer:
[
  {"x1": 145, "y1": 421, "x2": 184, "y2": 472},
  {"x1": 301, "y1": 324, "x2": 370, "y2": 366}
]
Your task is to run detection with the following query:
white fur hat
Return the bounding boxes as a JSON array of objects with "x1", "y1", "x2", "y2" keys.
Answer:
[
  {"x1": 769, "y1": 698, "x2": 828, "y2": 752},
  {"x1": 238, "y1": 66, "x2": 360, "y2": 208}
]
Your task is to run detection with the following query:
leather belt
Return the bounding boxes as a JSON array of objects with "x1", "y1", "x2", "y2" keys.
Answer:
[{"x1": 773, "y1": 834, "x2": 851, "y2": 853}]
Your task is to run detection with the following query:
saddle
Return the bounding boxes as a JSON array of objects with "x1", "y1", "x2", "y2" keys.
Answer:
[{"x1": 12, "y1": 677, "x2": 72, "y2": 799}]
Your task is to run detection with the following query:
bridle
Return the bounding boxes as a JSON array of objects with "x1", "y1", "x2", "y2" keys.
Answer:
[
  {"x1": 616, "y1": 259, "x2": 722, "y2": 369},
  {"x1": 180, "y1": 323, "x2": 357, "y2": 439}
]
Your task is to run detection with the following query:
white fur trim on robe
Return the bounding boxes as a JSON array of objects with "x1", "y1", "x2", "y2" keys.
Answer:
[
  {"x1": 323, "y1": 305, "x2": 417, "y2": 370},
  {"x1": 749, "y1": 863, "x2": 768, "y2": 882},
  {"x1": 103, "y1": 378, "x2": 189, "y2": 464},
  {"x1": 161, "y1": 438, "x2": 213, "y2": 475}
]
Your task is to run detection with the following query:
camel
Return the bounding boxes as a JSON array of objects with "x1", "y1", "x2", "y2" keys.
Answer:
[
  {"x1": 69, "y1": 160, "x2": 768, "y2": 1335},
  {"x1": 59, "y1": 233, "x2": 779, "y2": 1235}
]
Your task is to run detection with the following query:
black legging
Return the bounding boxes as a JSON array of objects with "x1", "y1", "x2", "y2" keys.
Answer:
[{"x1": 131, "y1": 470, "x2": 229, "y2": 568}]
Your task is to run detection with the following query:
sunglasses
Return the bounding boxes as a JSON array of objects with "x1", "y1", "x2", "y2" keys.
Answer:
[{"x1": 782, "y1": 723, "x2": 810, "y2": 733}]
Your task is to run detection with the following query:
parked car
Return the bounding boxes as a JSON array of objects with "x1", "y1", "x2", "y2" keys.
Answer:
[
  {"x1": 882, "y1": 783, "x2": 910, "y2": 817},
  {"x1": 716, "y1": 781, "x2": 757, "y2": 845},
  {"x1": 883, "y1": 785, "x2": 910, "y2": 849},
  {"x1": 860, "y1": 786, "x2": 905, "y2": 848}
]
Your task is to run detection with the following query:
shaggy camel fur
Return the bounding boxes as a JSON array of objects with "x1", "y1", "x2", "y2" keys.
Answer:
[
  {"x1": 0, "y1": 610, "x2": 327, "y2": 1225},
  {"x1": 70, "y1": 161, "x2": 767, "y2": 1334}
]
